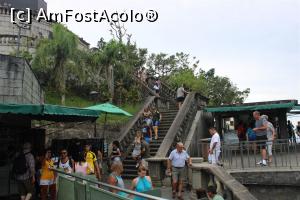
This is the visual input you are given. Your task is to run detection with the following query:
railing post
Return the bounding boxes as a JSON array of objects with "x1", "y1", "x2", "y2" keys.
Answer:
[{"x1": 240, "y1": 142, "x2": 244, "y2": 169}]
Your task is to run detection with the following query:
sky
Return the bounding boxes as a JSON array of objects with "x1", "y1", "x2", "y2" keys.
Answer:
[{"x1": 47, "y1": 0, "x2": 300, "y2": 121}]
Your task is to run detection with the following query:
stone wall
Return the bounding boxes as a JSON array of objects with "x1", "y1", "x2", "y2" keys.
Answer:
[
  {"x1": 0, "y1": 54, "x2": 43, "y2": 103},
  {"x1": 0, "y1": 7, "x2": 52, "y2": 55},
  {"x1": 230, "y1": 170, "x2": 300, "y2": 200},
  {"x1": 45, "y1": 123, "x2": 123, "y2": 148},
  {"x1": 0, "y1": 7, "x2": 90, "y2": 56}
]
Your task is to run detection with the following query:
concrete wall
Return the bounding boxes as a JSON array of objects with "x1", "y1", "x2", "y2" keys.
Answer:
[
  {"x1": 230, "y1": 170, "x2": 300, "y2": 200},
  {"x1": 247, "y1": 185, "x2": 300, "y2": 200},
  {"x1": 0, "y1": 54, "x2": 43, "y2": 103}
]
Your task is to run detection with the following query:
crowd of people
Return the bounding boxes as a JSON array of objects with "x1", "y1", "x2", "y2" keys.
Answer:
[{"x1": 12, "y1": 140, "x2": 155, "y2": 200}]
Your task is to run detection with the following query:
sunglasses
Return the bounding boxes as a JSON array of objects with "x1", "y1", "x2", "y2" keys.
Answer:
[{"x1": 60, "y1": 152, "x2": 67, "y2": 155}]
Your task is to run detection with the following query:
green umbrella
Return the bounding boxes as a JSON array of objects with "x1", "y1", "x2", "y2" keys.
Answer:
[
  {"x1": 85, "y1": 103, "x2": 133, "y2": 156},
  {"x1": 86, "y1": 103, "x2": 133, "y2": 117}
]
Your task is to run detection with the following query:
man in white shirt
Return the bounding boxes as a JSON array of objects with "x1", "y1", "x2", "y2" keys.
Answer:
[
  {"x1": 208, "y1": 127, "x2": 221, "y2": 165},
  {"x1": 167, "y1": 142, "x2": 192, "y2": 199}
]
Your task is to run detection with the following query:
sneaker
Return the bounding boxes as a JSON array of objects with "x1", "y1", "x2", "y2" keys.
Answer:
[
  {"x1": 261, "y1": 160, "x2": 267, "y2": 166},
  {"x1": 256, "y1": 160, "x2": 263, "y2": 165}
]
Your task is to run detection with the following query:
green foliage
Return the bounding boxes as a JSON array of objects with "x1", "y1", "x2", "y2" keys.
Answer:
[
  {"x1": 32, "y1": 23, "x2": 78, "y2": 104},
  {"x1": 167, "y1": 68, "x2": 250, "y2": 106},
  {"x1": 147, "y1": 52, "x2": 199, "y2": 77}
]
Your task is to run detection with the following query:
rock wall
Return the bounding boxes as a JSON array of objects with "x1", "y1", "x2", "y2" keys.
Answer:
[{"x1": 0, "y1": 54, "x2": 44, "y2": 103}]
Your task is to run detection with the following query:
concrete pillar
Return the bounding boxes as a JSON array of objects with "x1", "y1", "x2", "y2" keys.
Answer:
[{"x1": 147, "y1": 158, "x2": 168, "y2": 187}]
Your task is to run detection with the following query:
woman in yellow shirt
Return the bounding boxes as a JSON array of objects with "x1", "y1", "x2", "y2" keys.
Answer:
[{"x1": 40, "y1": 149, "x2": 56, "y2": 200}]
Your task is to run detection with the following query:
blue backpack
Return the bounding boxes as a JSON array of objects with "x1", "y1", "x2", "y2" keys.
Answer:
[{"x1": 247, "y1": 128, "x2": 256, "y2": 141}]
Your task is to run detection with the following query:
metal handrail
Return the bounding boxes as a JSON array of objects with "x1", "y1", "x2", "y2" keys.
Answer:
[
  {"x1": 53, "y1": 168, "x2": 167, "y2": 200},
  {"x1": 198, "y1": 138, "x2": 300, "y2": 169}
]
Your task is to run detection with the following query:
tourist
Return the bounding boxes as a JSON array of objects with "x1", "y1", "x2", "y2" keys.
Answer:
[
  {"x1": 140, "y1": 138, "x2": 150, "y2": 170},
  {"x1": 167, "y1": 142, "x2": 192, "y2": 200},
  {"x1": 152, "y1": 107, "x2": 162, "y2": 140},
  {"x1": 107, "y1": 162, "x2": 128, "y2": 197},
  {"x1": 153, "y1": 82, "x2": 160, "y2": 94},
  {"x1": 236, "y1": 121, "x2": 246, "y2": 142},
  {"x1": 74, "y1": 152, "x2": 93, "y2": 176},
  {"x1": 57, "y1": 148, "x2": 74, "y2": 173},
  {"x1": 176, "y1": 84, "x2": 188, "y2": 109},
  {"x1": 142, "y1": 121, "x2": 152, "y2": 144},
  {"x1": 13, "y1": 142, "x2": 35, "y2": 200},
  {"x1": 208, "y1": 127, "x2": 221, "y2": 165},
  {"x1": 196, "y1": 188, "x2": 209, "y2": 200},
  {"x1": 40, "y1": 148, "x2": 56, "y2": 200},
  {"x1": 110, "y1": 141, "x2": 122, "y2": 164},
  {"x1": 287, "y1": 120, "x2": 296, "y2": 143},
  {"x1": 143, "y1": 107, "x2": 153, "y2": 126},
  {"x1": 131, "y1": 165, "x2": 153, "y2": 200},
  {"x1": 297, "y1": 121, "x2": 300, "y2": 136},
  {"x1": 206, "y1": 185, "x2": 224, "y2": 200},
  {"x1": 132, "y1": 131, "x2": 143, "y2": 168},
  {"x1": 84, "y1": 144, "x2": 101, "y2": 180},
  {"x1": 253, "y1": 111, "x2": 268, "y2": 166},
  {"x1": 262, "y1": 115, "x2": 276, "y2": 163}
]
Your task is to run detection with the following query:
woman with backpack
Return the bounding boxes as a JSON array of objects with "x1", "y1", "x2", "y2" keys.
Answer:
[{"x1": 40, "y1": 148, "x2": 56, "y2": 200}]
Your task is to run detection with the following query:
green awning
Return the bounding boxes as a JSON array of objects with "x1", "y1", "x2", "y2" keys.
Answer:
[
  {"x1": 0, "y1": 103, "x2": 101, "y2": 122},
  {"x1": 205, "y1": 102, "x2": 296, "y2": 113},
  {"x1": 292, "y1": 106, "x2": 300, "y2": 110}
]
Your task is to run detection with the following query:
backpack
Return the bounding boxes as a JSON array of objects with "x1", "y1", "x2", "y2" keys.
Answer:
[{"x1": 12, "y1": 152, "x2": 29, "y2": 175}]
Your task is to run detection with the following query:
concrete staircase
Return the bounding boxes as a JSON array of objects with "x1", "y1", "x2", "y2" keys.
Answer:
[{"x1": 122, "y1": 103, "x2": 178, "y2": 179}]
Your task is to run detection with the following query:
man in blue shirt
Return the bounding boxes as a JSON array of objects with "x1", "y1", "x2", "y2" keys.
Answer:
[{"x1": 167, "y1": 142, "x2": 192, "y2": 199}]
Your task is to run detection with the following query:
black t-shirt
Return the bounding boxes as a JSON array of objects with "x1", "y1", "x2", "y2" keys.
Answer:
[{"x1": 297, "y1": 125, "x2": 300, "y2": 133}]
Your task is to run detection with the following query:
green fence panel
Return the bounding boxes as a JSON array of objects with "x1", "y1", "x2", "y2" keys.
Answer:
[
  {"x1": 74, "y1": 180, "x2": 87, "y2": 200},
  {"x1": 57, "y1": 176, "x2": 75, "y2": 200},
  {"x1": 142, "y1": 188, "x2": 162, "y2": 197},
  {"x1": 89, "y1": 186, "x2": 130, "y2": 200}
]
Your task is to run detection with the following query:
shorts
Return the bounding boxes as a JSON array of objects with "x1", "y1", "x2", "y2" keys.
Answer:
[
  {"x1": 145, "y1": 118, "x2": 152, "y2": 126},
  {"x1": 256, "y1": 135, "x2": 267, "y2": 149},
  {"x1": 153, "y1": 120, "x2": 160, "y2": 126},
  {"x1": 144, "y1": 137, "x2": 151, "y2": 144},
  {"x1": 208, "y1": 151, "x2": 220, "y2": 165},
  {"x1": 172, "y1": 166, "x2": 186, "y2": 182},
  {"x1": 176, "y1": 96, "x2": 185, "y2": 103},
  {"x1": 132, "y1": 150, "x2": 141, "y2": 158},
  {"x1": 17, "y1": 179, "x2": 34, "y2": 196}
]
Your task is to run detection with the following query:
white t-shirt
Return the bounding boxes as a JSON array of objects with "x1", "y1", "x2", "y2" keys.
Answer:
[{"x1": 210, "y1": 133, "x2": 221, "y2": 153}]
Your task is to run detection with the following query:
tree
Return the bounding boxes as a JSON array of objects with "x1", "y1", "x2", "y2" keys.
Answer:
[
  {"x1": 32, "y1": 23, "x2": 78, "y2": 105},
  {"x1": 167, "y1": 68, "x2": 250, "y2": 106},
  {"x1": 146, "y1": 52, "x2": 199, "y2": 77}
]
